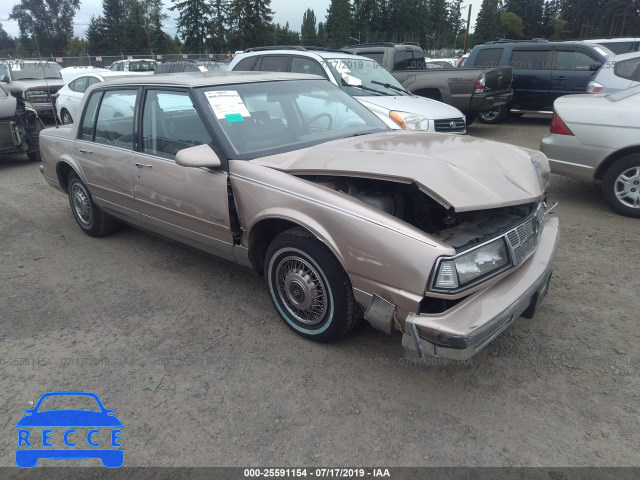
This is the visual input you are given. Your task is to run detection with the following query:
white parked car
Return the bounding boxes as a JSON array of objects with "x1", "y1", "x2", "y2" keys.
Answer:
[
  {"x1": 540, "y1": 86, "x2": 640, "y2": 217},
  {"x1": 229, "y1": 47, "x2": 466, "y2": 133},
  {"x1": 55, "y1": 71, "x2": 134, "y2": 124},
  {"x1": 586, "y1": 51, "x2": 640, "y2": 94},
  {"x1": 60, "y1": 66, "x2": 109, "y2": 83},
  {"x1": 108, "y1": 59, "x2": 157, "y2": 73}
]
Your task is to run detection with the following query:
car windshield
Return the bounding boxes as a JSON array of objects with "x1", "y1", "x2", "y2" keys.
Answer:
[
  {"x1": 325, "y1": 58, "x2": 408, "y2": 96},
  {"x1": 197, "y1": 79, "x2": 388, "y2": 160},
  {"x1": 37, "y1": 395, "x2": 101, "y2": 412},
  {"x1": 9, "y1": 62, "x2": 63, "y2": 80}
]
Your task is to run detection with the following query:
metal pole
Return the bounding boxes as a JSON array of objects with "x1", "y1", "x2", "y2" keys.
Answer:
[{"x1": 463, "y1": 4, "x2": 472, "y2": 54}]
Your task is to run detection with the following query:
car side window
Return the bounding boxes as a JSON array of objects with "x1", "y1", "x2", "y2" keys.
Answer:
[
  {"x1": 509, "y1": 49, "x2": 552, "y2": 69},
  {"x1": 474, "y1": 48, "x2": 504, "y2": 67},
  {"x1": 141, "y1": 89, "x2": 212, "y2": 159},
  {"x1": 258, "y1": 56, "x2": 290, "y2": 72},
  {"x1": 88, "y1": 76, "x2": 101, "y2": 86},
  {"x1": 614, "y1": 58, "x2": 640, "y2": 81},
  {"x1": 79, "y1": 91, "x2": 101, "y2": 141},
  {"x1": 554, "y1": 50, "x2": 597, "y2": 70},
  {"x1": 291, "y1": 57, "x2": 328, "y2": 78},
  {"x1": 94, "y1": 89, "x2": 137, "y2": 148},
  {"x1": 70, "y1": 76, "x2": 89, "y2": 93},
  {"x1": 233, "y1": 56, "x2": 258, "y2": 71}
]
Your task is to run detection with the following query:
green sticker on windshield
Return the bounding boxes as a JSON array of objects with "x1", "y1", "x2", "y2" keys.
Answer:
[{"x1": 225, "y1": 113, "x2": 244, "y2": 123}]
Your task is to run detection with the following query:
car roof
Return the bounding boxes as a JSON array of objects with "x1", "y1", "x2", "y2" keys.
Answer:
[
  {"x1": 98, "y1": 71, "x2": 321, "y2": 87},
  {"x1": 236, "y1": 49, "x2": 371, "y2": 61},
  {"x1": 610, "y1": 51, "x2": 640, "y2": 60}
]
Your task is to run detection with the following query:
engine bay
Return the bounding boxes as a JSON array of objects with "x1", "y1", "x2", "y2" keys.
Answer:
[{"x1": 301, "y1": 176, "x2": 536, "y2": 250}]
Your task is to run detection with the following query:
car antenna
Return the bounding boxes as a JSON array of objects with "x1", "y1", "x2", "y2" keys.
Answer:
[{"x1": 34, "y1": 35, "x2": 60, "y2": 128}]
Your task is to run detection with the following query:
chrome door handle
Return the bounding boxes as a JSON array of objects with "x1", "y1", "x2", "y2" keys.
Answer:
[
  {"x1": 78, "y1": 149, "x2": 93, "y2": 154},
  {"x1": 135, "y1": 163, "x2": 152, "y2": 168}
]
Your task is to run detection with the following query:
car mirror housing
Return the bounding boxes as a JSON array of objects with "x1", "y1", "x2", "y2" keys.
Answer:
[
  {"x1": 175, "y1": 144, "x2": 222, "y2": 169},
  {"x1": 0, "y1": 75, "x2": 8, "y2": 83},
  {"x1": 590, "y1": 63, "x2": 602, "y2": 71},
  {"x1": 10, "y1": 87, "x2": 24, "y2": 99}
]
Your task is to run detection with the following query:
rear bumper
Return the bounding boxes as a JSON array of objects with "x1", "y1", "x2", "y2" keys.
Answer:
[
  {"x1": 403, "y1": 216, "x2": 559, "y2": 360},
  {"x1": 468, "y1": 91, "x2": 513, "y2": 113},
  {"x1": 540, "y1": 133, "x2": 611, "y2": 182}
]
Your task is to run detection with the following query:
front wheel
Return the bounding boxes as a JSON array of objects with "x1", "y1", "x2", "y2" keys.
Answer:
[
  {"x1": 61, "y1": 109, "x2": 73, "y2": 125},
  {"x1": 477, "y1": 106, "x2": 506, "y2": 124},
  {"x1": 265, "y1": 228, "x2": 359, "y2": 342},
  {"x1": 67, "y1": 173, "x2": 118, "y2": 236},
  {"x1": 601, "y1": 155, "x2": 640, "y2": 218}
]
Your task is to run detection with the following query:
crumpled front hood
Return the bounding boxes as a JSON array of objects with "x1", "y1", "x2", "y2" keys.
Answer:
[{"x1": 251, "y1": 131, "x2": 545, "y2": 212}]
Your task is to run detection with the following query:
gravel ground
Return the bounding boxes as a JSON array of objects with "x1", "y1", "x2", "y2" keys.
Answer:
[{"x1": 0, "y1": 115, "x2": 638, "y2": 468}]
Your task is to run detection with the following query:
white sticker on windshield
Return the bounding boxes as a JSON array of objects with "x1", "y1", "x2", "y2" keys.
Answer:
[{"x1": 205, "y1": 90, "x2": 251, "y2": 122}]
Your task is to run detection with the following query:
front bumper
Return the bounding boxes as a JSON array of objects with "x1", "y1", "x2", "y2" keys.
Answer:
[{"x1": 403, "y1": 216, "x2": 559, "y2": 360}]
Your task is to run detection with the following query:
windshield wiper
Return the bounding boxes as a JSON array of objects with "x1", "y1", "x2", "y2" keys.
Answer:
[
  {"x1": 370, "y1": 80, "x2": 408, "y2": 95},
  {"x1": 341, "y1": 80, "x2": 387, "y2": 96}
]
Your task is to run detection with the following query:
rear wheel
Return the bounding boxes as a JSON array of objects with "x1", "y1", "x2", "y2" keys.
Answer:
[
  {"x1": 602, "y1": 155, "x2": 640, "y2": 218},
  {"x1": 265, "y1": 228, "x2": 359, "y2": 342},
  {"x1": 477, "y1": 105, "x2": 506, "y2": 124},
  {"x1": 67, "y1": 172, "x2": 118, "y2": 236},
  {"x1": 61, "y1": 109, "x2": 73, "y2": 125}
]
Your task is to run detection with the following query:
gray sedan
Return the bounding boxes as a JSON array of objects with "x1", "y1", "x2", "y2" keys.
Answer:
[{"x1": 541, "y1": 85, "x2": 640, "y2": 217}]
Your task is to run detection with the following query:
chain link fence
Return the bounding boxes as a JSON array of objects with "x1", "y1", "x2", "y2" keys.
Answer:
[{"x1": 2, "y1": 53, "x2": 231, "y2": 69}]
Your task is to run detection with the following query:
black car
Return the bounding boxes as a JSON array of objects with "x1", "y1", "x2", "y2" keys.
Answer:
[
  {"x1": 154, "y1": 60, "x2": 201, "y2": 74},
  {"x1": 465, "y1": 39, "x2": 615, "y2": 123},
  {"x1": 0, "y1": 85, "x2": 43, "y2": 162}
]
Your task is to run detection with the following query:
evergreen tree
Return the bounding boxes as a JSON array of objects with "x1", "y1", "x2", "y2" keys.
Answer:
[
  {"x1": 301, "y1": 9, "x2": 318, "y2": 46},
  {"x1": 352, "y1": 0, "x2": 377, "y2": 43},
  {"x1": 170, "y1": 0, "x2": 213, "y2": 53},
  {"x1": 503, "y1": 0, "x2": 544, "y2": 38},
  {"x1": 10, "y1": 0, "x2": 81, "y2": 55},
  {"x1": 325, "y1": 0, "x2": 352, "y2": 48},
  {"x1": 317, "y1": 22, "x2": 327, "y2": 46},
  {"x1": 209, "y1": 0, "x2": 229, "y2": 54},
  {"x1": 474, "y1": 0, "x2": 503, "y2": 44},
  {"x1": 227, "y1": 0, "x2": 274, "y2": 50},
  {"x1": 0, "y1": 23, "x2": 17, "y2": 57}
]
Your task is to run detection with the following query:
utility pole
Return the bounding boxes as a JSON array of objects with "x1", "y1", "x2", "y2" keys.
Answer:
[{"x1": 463, "y1": 4, "x2": 472, "y2": 54}]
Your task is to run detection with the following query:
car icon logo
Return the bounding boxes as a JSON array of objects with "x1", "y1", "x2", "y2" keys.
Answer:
[{"x1": 15, "y1": 391, "x2": 123, "y2": 468}]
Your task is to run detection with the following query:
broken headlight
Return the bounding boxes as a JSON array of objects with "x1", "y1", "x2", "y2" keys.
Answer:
[{"x1": 432, "y1": 238, "x2": 510, "y2": 291}]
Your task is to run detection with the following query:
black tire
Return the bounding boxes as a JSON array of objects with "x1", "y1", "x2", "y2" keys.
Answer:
[
  {"x1": 61, "y1": 109, "x2": 73, "y2": 125},
  {"x1": 264, "y1": 227, "x2": 359, "y2": 342},
  {"x1": 67, "y1": 173, "x2": 118, "y2": 236},
  {"x1": 601, "y1": 154, "x2": 640, "y2": 218},
  {"x1": 477, "y1": 105, "x2": 506, "y2": 124},
  {"x1": 465, "y1": 114, "x2": 477, "y2": 126}
]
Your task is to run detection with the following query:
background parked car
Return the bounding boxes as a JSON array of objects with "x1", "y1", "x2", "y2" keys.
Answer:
[
  {"x1": 0, "y1": 84, "x2": 43, "y2": 162},
  {"x1": 108, "y1": 59, "x2": 156, "y2": 73},
  {"x1": 586, "y1": 51, "x2": 640, "y2": 93},
  {"x1": 0, "y1": 60, "x2": 64, "y2": 118},
  {"x1": 60, "y1": 66, "x2": 109, "y2": 83},
  {"x1": 229, "y1": 47, "x2": 467, "y2": 133},
  {"x1": 540, "y1": 85, "x2": 640, "y2": 217},
  {"x1": 155, "y1": 60, "x2": 201, "y2": 74},
  {"x1": 581, "y1": 37, "x2": 640, "y2": 55},
  {"x1": 55, "y1": 72, "x2": 135, "y2": 124},
  {"x1": 465, "y1": 39, "x2": 615, "y2": 123}
]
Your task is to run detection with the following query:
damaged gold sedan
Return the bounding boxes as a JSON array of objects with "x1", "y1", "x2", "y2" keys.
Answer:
[{"x1": 39, "y1": 72, "x2": 559, "y2": 360}]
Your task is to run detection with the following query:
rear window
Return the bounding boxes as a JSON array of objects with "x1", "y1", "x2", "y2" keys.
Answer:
[
  {"x1": 596, "y1": 41, "x2": 635, "y2": 55},
  {"x1": 358, "y1": 52, "x2": 384, "y2": 65},
  {"x1": 606, "y1": 85, "x2": 640, "y2": 102},
  {"x1": 393, "y1": 50, "x2": 425, "y2": 70},
  {"x1": 614, "y1": 57, "x2": 640, "y2": 81},
  {"x1": 473, "y1": 48, "x2": 504, "y2": 67}
]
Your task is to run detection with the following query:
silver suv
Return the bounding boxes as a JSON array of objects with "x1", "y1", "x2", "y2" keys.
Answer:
[{"x1": 229, "y1": 47, "x2": 466, "y2": 133}]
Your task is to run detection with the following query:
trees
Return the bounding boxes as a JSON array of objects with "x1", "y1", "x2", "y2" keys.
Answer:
[
  {"x1": 0, "y1": 24, "x2": 16, "y2": 57},
  {"x1": 500, "y1": 11, "x2": 524, "y2": 39},
  {"x1": 325, "y1": 0, "x2": 352, "y2": 48},
  {"x1": 227, "y1": 0, "x2": 274, "y2": 50},
  {"x1": 301, "y1": 8, "x2": 318, "y2": 46},
  {"x1": 10, "y1": 0, "x2": 80, "y2": 56},
  {"x1": 170, "y1": 0, "x2": 213, "y2": 53},
  {"x1": 474, "y1": 0, "x2": 503, "y2": 44},
  {"x1": 503, "y1": 0, "x2": 544, "y2": 38}
]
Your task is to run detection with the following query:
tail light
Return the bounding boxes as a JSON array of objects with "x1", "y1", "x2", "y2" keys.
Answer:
[
  {"x1": 550, "y1": 112, "x2": 574, "y2": 136},
  {"x1": 586, "y1": 81, "x2": 604, "y2": 94},
  {"x1": 474, "y1": 74, "x2": 486, "y2": 93}
]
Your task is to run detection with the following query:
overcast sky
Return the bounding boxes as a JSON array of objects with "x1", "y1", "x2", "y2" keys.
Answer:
[{"x1": 1, "y1": 0, "x2": 481, "y2": 41}]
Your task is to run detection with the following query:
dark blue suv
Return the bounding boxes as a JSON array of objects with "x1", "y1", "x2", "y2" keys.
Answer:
[{"x1": 465, "y1": 39, "x2": 615, "y2": 123}]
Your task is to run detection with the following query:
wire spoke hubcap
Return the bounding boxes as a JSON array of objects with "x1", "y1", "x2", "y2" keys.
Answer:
[
  {"x1": 72, "y1": 183, "x2": 92, "y2": 225},
  {"x1": 614, "y1": 167, "x2": 640, "y2": 209},
  {"x1": 276, "y1": 256, "x2": 328, "y2": 325}
]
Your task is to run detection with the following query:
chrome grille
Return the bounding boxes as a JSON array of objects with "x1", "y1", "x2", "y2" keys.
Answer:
[
  {"x1": 434, "y1": 118, "x2": 466, "y2": 133},
  {"x1": 506, "y1": 205, "x2": 545, "y2": 265}
]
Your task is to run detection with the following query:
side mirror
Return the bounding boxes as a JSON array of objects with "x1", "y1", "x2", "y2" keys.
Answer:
[
  {"x1": 10, "y1": 87, "x2": 24, "y2": 99},
  {"x1": 590, "y1": 63, "x2": 602, "y2": 71},
  {"x1": 175, "y1": 144, "x2": 221, "y2": 169}
]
